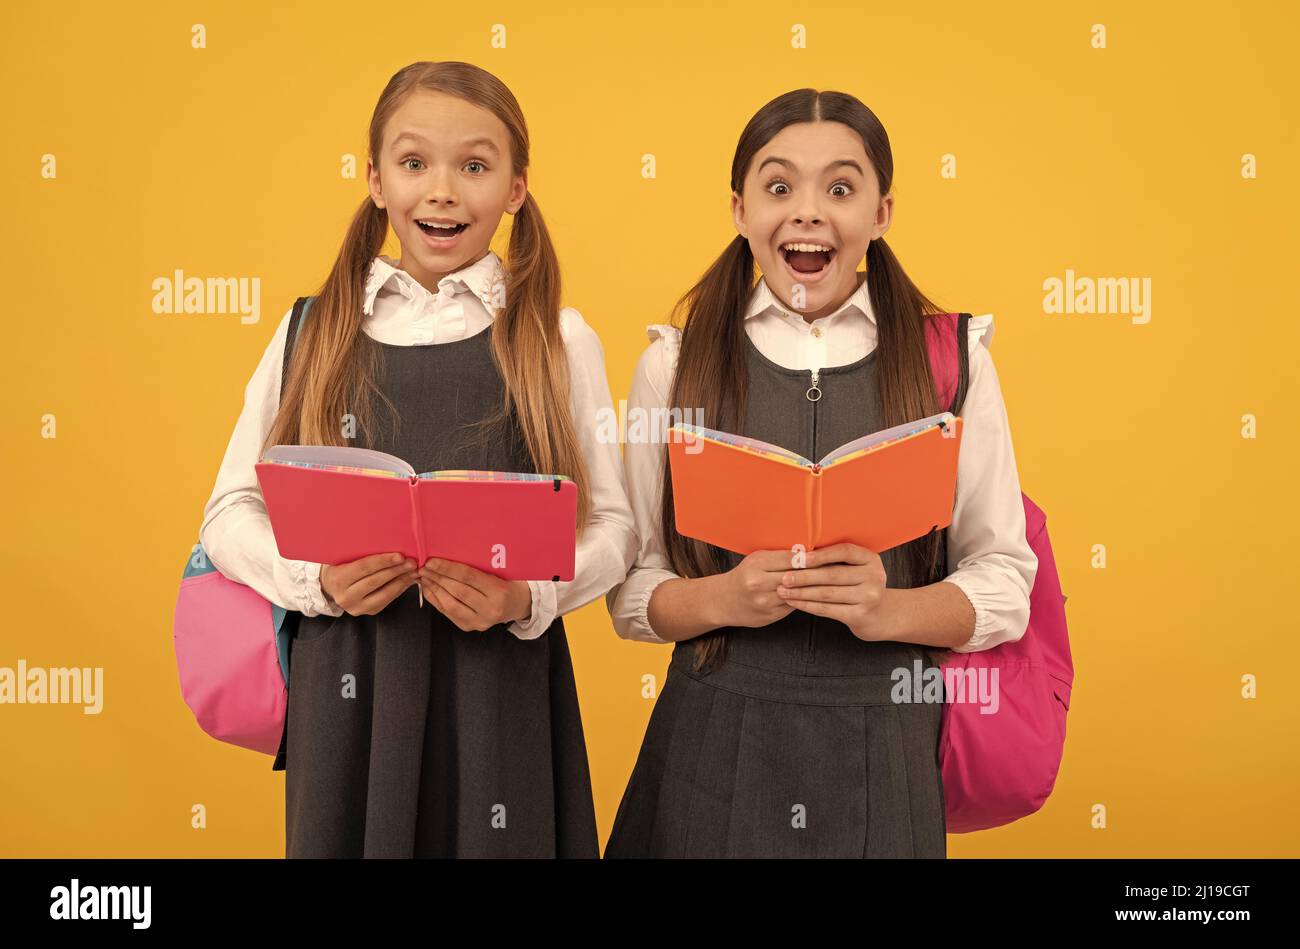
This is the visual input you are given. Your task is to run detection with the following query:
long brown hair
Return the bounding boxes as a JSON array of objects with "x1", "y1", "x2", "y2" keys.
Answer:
[
  {"x1": 263, "y1": 61, "x2": 592, "y2": 534},
  {"x1": 662, "y1": 89, "x2": 951, "y2": 672}
]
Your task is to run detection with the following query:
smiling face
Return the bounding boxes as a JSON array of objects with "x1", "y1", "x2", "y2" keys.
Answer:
[
  {"x1": 367, "y1": 89, "x2": 527, "y2": 292},
  {"x1": 732, "y1": 120, "x2": 892, "y2": 321}
]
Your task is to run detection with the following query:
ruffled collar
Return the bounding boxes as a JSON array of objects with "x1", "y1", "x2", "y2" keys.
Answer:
[{"x1": 362, "y1": 250, "x2": 507, "y2": 317}]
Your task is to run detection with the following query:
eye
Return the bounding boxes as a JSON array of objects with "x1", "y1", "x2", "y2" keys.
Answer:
[
  {"x1": 401, "y1": 157, "x2": 424, "y2": 172},
  {"x1": 829, "y1": 180, "x2": 854, "y2": 197},
  {"x1": 766, "y1": 179, "x2": 790, "y2": 195},
  {"x1": 464, "y1": 159, "x2": 487, "y2": 174}
]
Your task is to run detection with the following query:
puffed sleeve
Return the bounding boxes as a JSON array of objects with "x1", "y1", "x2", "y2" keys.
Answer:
[
  {"x1": 198, "y1": 305, "x2": 343, "y2": 617},
  {"x1": 604, "y1": 324, "x2": 684, "y2": 644},
  {"x1": 507, "y1": 307, "x2": 640, "y2": 640},
  {"x1": 940, "y1": 314, "x2": 1040, "y2": 652}
]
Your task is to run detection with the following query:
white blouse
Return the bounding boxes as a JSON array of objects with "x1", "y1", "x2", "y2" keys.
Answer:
[
  {"x1": 605, "y1": 275, "x2": 1040, "y2": 653},
  {"x1": 199, "y1": 250, "x2": 639, "y2": 641}
]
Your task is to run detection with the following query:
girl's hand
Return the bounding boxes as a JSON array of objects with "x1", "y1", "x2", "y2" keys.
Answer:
[
  {"x1": 418, "y1": 558, "x2": 532, "y2": 632},
  {"x1": 775, "y1": 542, "x2": 893, "y2": 641},
  {"x1": 715, "y1": 549, "x2": 798, "y2": 628},
  {"x1": 320, "y1": 553, "x2": 418, "y2": 616}
]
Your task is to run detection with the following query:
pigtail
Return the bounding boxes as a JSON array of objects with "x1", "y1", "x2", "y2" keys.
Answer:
[
  {"x1": 263, "y1": 195, "x2": 392, "y2": 454},
  {"x1": 661, "y1": 234, "x2": 756, "y2": 673},
  {"x1": 480, "y1": 190, "x2": 593, "y2": 537}
]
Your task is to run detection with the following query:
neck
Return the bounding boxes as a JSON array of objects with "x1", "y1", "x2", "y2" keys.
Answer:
[
  {"x1": 397, "y1": 247, "x2": 491, "y2": 296},
  {"x1": 775, "y1": 270, "x2": 867, "y2": 323}
]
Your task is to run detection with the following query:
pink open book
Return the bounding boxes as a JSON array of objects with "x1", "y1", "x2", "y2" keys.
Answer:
[{"x1": 254, "y1": 445, "x2": 577, "y2": 582}]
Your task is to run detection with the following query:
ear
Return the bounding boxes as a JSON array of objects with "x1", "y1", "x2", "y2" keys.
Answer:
[
  {"x1": 507, "y1": 169, "x2": 528, "y2": 215},
  {"x1": 366, "y1": 158, "x2": 385, "y2": 210},
  {"x1": 872, "y1": 192, "x2": 894, "y2": 241},
  {"x1": 730, "y1": 191, "x2": 747, "y2": 239}
]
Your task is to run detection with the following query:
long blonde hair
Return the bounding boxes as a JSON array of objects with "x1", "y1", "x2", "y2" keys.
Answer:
[{"x1": 263, "y1": 61, "x2": 592, "y2": 534}]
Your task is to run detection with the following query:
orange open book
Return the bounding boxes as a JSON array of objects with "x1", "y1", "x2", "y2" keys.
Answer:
[{"x1": 666, "y1": 411, "x2": 962, "y2": 556}]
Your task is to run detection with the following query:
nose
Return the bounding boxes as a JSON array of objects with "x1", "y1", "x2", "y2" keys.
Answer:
[
  {"x1": 791, "y1": 188, "x2": 824, "y2": 226},
  {"x1": 424, "y1": 165, "x2": 458, "y2": 206}
]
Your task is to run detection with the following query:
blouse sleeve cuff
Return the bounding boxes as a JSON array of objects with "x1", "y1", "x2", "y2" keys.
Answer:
[
  {"x1": 632, "y1": 575, "x2": 674, "y2": 645},
  {"x1": 298, "y1": 560, "x2": 344, "y2": 618},
  {"x1": 940, "y1": 575, "x2": 1000, "y2": 653},
  {"x1": 509, "y1": 580, "x2": 557, "y2": 641}
]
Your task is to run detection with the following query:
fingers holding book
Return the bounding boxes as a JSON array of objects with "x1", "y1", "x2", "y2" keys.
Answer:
[
  {"x1": 775, "y1": 542, "x2": 890, "y2": 640},
  {"x1": 418, "y1": 558, "x2": 533, "y2": 632},
  {"x1": 321, "y1": 552, "x2": 420, "y2": 617}
]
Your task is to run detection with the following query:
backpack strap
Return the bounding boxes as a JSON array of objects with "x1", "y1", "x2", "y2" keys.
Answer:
[
  {"x1": 924, "y1": 311, "x2": 972, "y2": 417},
  {"x1": 280, "y1": 296, "x2": 314, "y2": 404},
  {"x1": 270, "y1": 294, "x2": 315, "y2": 773},
  {"x1": 925, "y1": 312, "x2": 972, "y2": 588},
  {"x1": 948, "y1": 312, "x2": 971, "y2": 415}
]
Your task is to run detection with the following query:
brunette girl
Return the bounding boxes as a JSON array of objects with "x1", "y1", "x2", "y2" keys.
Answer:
[{"x1": 605, "y1": 89, "x2": 1038, "y2": 858}]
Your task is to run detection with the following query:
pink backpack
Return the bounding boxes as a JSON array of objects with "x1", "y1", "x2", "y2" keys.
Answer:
[
  {"x1": 924, "y1": 313, "x2": 1074, "y2": 833},
  {"x1": 173, "y1": 296, "x2": 315, "y2": 766}
]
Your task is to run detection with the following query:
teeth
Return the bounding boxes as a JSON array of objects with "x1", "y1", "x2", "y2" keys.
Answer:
[
  {"x1": 419, "y1": 221, "x2": 461, "y2": 230},
  {"x1": 781, "y1": 242, "x2": 834, "y2": 253}
]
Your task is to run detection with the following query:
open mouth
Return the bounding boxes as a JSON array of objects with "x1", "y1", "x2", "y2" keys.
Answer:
[
  {"x1": 416, "y1": 220, "x2": 469, "y2": 238},
  {"x1": 780, "y1": 241, "x2": 836, "y2": 276}
]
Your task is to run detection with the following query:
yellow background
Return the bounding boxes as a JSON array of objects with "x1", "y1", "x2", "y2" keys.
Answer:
[{"x1": 2, "y1": 0, "x2": 1296, "y2": 857}]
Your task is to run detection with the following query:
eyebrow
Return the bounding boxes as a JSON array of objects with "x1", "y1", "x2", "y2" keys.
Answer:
[
  {"x1": 389, "y1": 132, "x2": 501, "y2": 156},
  {"x1": 756, "y1": 156, "x2": 865, "y2": 176}
]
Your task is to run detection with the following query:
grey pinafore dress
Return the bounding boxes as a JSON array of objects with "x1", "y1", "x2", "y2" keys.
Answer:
[
  {"x1": 278, "y1": 321, "x2": 599, "y2": 858},
  {"x1": 604, "y1": 334, "x2": 948, "y2": 858}
]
